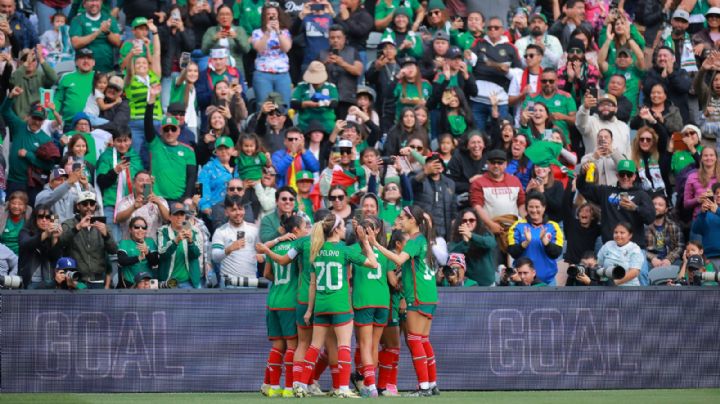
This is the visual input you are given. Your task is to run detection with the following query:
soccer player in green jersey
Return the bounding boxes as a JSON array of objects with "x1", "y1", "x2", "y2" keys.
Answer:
[
  {"x1": 293, "y1": 214, "x2": 378, "y2": 398},
  {"x1": 351, "y1": 216, "x2": 397, "y2": 398},
  {"x1": 371, "y1": 206, "x2": 439, "y2": 397},
  {"x1": 260, "y1": 214, "x2": 307, "y2": 398}
]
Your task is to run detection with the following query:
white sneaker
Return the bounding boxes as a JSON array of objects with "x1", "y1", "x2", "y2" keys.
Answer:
[
  {"x1": 308, "y1": 382, "x2": 325, "y2": 396},
  {"x1": 260, "y1": 383, "x2": 271, "y2": 396}
]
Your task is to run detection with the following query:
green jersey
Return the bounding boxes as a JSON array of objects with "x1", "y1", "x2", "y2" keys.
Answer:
[
  {"x1": 149, "y1": 137, "x2": 196, "y2": 200},
  {"x1": 287, "y1": 236, "x2": 312, "y2": 304},
  {"x1": 233, "y1": 0, "x2": 264, "y2": 40},
  {"x1": 311, "y1": 241, "x2": 367, "y2": 314},
  {"x1": 95, "y1": 147, "x2": 143, "y2": 207},
  {"x1": 291, "y1": 81, "x2": 338, "y2": 134},
  {"x1": 393, "y1": 80, "x2": 432, "y2": 118},
  {"x1": 375, "y1": 0, "x2": 420, "y2": 23},
  {"x1": 671, "y1": 146, "x2": 703, "y2": 175},
  {"x1": 0, "y1": 218, "x2": 23, "y2": 254},
  {"x1": 267, "y1": 241, "x2": 298, "y2": 310},
  {"x1": 604, "y1": 64, "x2": 644, "y2": 117},
  {"x1": 236, "y1": 152, "x2": 267, "y2": 181},
  {"x1": 68, "y1": 12, "x2": 121, "y2": 73},
  {"x1": 378, "y1": 29, "x2": 423, "y2": 59},
  {"x1": 401, "y1": 234, "x2": 437, "y2": 305},
  {"x1": 522, "y1": 91, "x2": 577, "y2": 143},
  {"x1": 125, "y1": 71, "x2": 163, "y2": 120},
  {"x1": 119, "y1": 40, "x2": 155, "y2": 71},
  {"x1": 350, "y1": 244, "x2": 391, "y2": 309},
  {"x1": 54, "y1": 70, "x2": 94, "y2": 124},
  {"x1": 118, "y1": 238, "x2": 158, "y2": 285}
]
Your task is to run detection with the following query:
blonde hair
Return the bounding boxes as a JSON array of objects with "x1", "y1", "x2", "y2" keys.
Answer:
[
  {"x1": 310, "y1": 213, "x2": 341, "y2": 263},
  {"x1": 631, "y1": 126, "x2": 659, "y2": 168},
  {"x1": 698, "y1": 147, "x2": 720, "y2": 187}
]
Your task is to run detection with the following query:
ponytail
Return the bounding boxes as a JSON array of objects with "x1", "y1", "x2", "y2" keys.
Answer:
[
  {"x1": 310, "y1": 214, "x2": 341, "y2": 262},
  {"x1": 404, "y1": 206, "x2": 436, "y2": 268}
]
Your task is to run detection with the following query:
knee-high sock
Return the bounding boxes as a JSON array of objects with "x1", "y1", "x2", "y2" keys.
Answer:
[
  {"x1": 292, "y1": 360, "x2": 304, "y2": 387},
  {"x1": 422, "y1": 336, "x2": 436, "y2": 384},
  {"x1": 363, "y1": 364, "x2": 376, "y2": 387},
  {"x1": 354, "y1": 346, "x2": 362, "y2": 374},
  {"x1": 283, "y1": 348, "x2": 295, "y2": 389},
  {"x1": 330, "y1": 364, "x2": 340, "y2": 390},
  {"x1": 377, "y1": 347, "x2": 392, "y2": 389},
  {"x1": 338, "y1": 345, "x2": 352, "y2": 389},
  {"x1": 313, "y1": 350, "x2": 328, "y2": 383},
  {"x1": 300, "y1": 345, "x2": 320, "y2": 386},
  {"x1": 406, "y1": 333, "x2": 428, "y2": 386},
  {"x1": 267, "y1": 347, "x2": 284, "y2": 387},
  {"x1": 388, "y1": 348, "x2": 400, "y2": 386}
]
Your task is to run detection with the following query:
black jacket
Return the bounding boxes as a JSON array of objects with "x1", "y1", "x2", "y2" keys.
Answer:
[
  {"x1": 18, "y1": 227, "x2": 62, "y2": 287},
  {"x1": 158, "y1": 24, "x2": 196, "y2": 78},
  {"x1": 446, "y1": 149, "x2": 487, "y2": 195},
  {"x1": 335, "y1": 6, "x2": 374, "y2": 51},
  {"x1": 412, "y1": 173, "x2": 457, "y2": 239},
  {"x1": 97, "y1": 98, "x2": 130, "y2": 134},
  {"x1": 642, "y1": 67, "x2": 692, "y2": 124},
  {"x1": 365, "y1": 60, "x2": 400, "y2": 134}
]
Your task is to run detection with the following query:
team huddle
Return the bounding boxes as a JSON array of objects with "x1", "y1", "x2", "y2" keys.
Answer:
[{"x1": 257, "y1": 206, "x2": 438, "y2": 398}]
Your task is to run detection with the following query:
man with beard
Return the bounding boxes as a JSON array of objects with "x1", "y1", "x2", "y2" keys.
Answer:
[
  {"x1": 557, "y1": 38, "x2": 600, "y2": 108},
  {"x1": 211, "y1": 195, "x2": 260, "y2": 288},
  {"x1": 521, "y1": 69, "x2": 576, "y2": 141},
  {"x1": 641, "y1": 46, "x2": 692, "y2": 124},
  {"x1": 645, "y1": 194, "x2": 684, "y2": 269},
  {"x1": 514, "y1": 13, "x2": 562, "y2": 69},
  {"x1": 576, "y1": 92, "x2": 630, "y2": 156}
]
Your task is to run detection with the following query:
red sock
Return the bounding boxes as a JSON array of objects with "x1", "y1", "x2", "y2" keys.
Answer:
[
  {"x1": 363, "y1": 364, "x2": 376, "y2": 387},
  {"x1": 389, "y1": 348, "x2": 400, "y2": 386},
  {"x1": 407, "y1": 333, "x2": 428, "y2": 385},
  {"x1": 354, "y1": 347, "x2": 362, "y2": 374},
  {"x1": 377, "y1": 348, "x2": 392, "y2": 389},
  {"x1": 422, "y1": 336, "x2": 436, "y2": 384},
  {"x1": 267, "y1": 347, "x2": 284, "y2": 386},
  {"x1": 293, "y1": 361, "x2": 304, "y2": 386},
  {"x1": 330, "y1": 364, "x2": 340, "y2": 389},
  {"x1": 300, "y1": 345, "x2": 320, "y2": 385},
  {"x1": 313, "y1": 350, "x2": 328, "y2": 382},
  {"x1": 338, "y1": 345, "x2": 352, "y2": 388},
  {"x1": 283, "y1": 348, "x2": 295, "y2": 389}
]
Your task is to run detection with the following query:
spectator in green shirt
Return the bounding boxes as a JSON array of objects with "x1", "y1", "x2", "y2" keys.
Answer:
[
  {"x1": 69, "y1": 0, "x2": 122, "y2": 73},
  {"x1": 54, "y1": 48, "x2": 96, "y2": 129}
]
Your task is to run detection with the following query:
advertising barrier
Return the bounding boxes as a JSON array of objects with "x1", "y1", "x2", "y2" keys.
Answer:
[{"x1": 1, "y1": 288, "x2": 719, "y2": 392}]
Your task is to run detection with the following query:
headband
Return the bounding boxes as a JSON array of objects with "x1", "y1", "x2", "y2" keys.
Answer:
[{"x1": 403, "y1": 206, "x2": 413, "y2": 218}]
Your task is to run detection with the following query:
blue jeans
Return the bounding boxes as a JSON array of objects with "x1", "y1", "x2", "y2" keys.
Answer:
[
  {"x1": 35, "y1": 3, "x2": 72, "y2": 36},
  {"x1": 640, "y1": 249, "x2": 650, "y2": 286},
  {"x1": 252, "y1": 71, "x2": 292, "y2": 109},
  {"x1": 129, "y1": 119, "x2": 158, "y2": 169},
  {"x1": 470, "y1": 101, "x2": 509, "y2": 133},
  {"x1": 176, "y1": 281, "x2": 198, "y2": 289},
  {"x1": 191, "y1": 50, "x2": 209, "y2": 73}
]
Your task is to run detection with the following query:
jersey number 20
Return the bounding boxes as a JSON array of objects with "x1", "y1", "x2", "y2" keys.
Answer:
[{"x1": 314, "y1": 262, "x2": 343, "y2": 291}]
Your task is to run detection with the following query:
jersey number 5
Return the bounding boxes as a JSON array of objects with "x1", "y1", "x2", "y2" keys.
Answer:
[
  {"x1": 314, "y1": 262, "x2": 343, "y2": 291},
  {"x1": 368, "y1": 252, "x2": 382, "y2": 280}
]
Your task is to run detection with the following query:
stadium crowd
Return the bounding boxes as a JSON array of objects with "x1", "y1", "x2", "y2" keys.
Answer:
[{"x1": 0, "y1": 0, "x2": 719, "y2": 293}]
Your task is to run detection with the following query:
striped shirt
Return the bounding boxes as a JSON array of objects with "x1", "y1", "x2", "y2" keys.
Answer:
[{"x1": 125, "y1": 71, "x2": 162, "y2": 120}]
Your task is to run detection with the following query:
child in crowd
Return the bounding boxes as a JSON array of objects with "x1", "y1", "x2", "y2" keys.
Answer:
[{"x1": 235, "y1": 133, "x2": 272, "y2": 182}]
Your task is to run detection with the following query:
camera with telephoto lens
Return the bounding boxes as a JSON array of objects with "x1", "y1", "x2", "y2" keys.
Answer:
[
  {"x1": 502, "y1": 265, "x2": 516, "y2": 278},
  {"x1": 566, "y1": 265, "x2": 587, "y2": 278},
  {"x1": 225, "y1": 275, "x2": 270, "y2": 288},
  {"x1": 0, "y1": 274, "x2": 23, "y2": 289},
  {"x1": 591, "y1": 265, "x2": 626, "y2": 280},
  {"x1": 699, "y1": 272, "x2": 720, "y2": 284},
  {"x1": 64, "y1": 271, "x2": 81, "y2": 282},
  {"x1": 441, "y1": 265, "x2": 456, "y2": 278},
  {"x1": 159, "y1": 279, "x2": 178, "y2": 289}
]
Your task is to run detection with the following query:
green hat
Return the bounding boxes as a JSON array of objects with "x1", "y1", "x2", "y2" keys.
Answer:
[
  {"x1": 215, "y1": 136, "x2": 234, "y2": 149},
  {"x1": 161, "y1": 115, "x2": 179, "y2": 128},
  {"x1": 295, "y1": 170, "x2": 313, "y2": 182},
  {"x1": 385, "y1": 176, "x2": 400, "y2": 186},
  {"x1": 428, "y1": 0, "x2": 446, "y2": 11},
  {"x1": 131, "y1": 17, "x2": 149, "y2": 28},
  {"x1": 523, "y1": 140, "x2": 562, "y2": 168},
  {"x1": 395, "y1": 7, "x2": 411, "y2": 18},
  {"x1": 617, "y1": 159, "x2": 637, "y2": 173}
]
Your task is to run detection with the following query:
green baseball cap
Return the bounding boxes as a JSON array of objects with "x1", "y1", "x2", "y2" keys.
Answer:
[
  {"x1": 215, "y1": 136, "x2": 234, "y2": 149},
  {"x1": 295, "y1": 170, "x2": 313, "y2": 182},
  {"x1": 132, "y1": 17, "x2": 149, "y2": 28},
  {"x1": 161, "y1": 115, "x2": 179, "y2": 128},
  {"x1": 617, "y1": 159, "x2": 637, "y2": 173}
]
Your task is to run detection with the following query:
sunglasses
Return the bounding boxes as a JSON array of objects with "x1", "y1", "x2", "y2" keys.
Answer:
[
  {"x1": 227, "y1": 186, "x2": 243, "y2": 192},
  {"x1": 385, "y1": 186, "x2": 399, "y2": 191},
  {"x1": 430, "y1": 10, "x2": 442, "y2": 16},
  {"x1": 489, "y1": 160, "x2": 505, "y2": 165},
  {"x1": 487, "y1": 26, "x2": 502, "y2": 31},
  {"x1": 286, "y1": 137, "x2": 301, "y2": 142},
  {"x1": 541, "y1": 79, "x2": 556, "y2": 84},
  {"x1": 568, "y1": 49, "x2": 584, "y2": 54},
  {"x1": 132, "y1": 225, "x2": 148, "y2": 230},
  {"x1": 618, "y1": 172, "x2": 634, "y2": 178},
  {"x1": 683, "y1": 131, "x2": 697, "y2": 137},
  {"x1": 37, "y1": 214, "x2": 52, "y2": 220},
  {"x1": 462, "y1": 218, "x2": 476, "y2": 224},
  {"x1": 524, "y1": 53, "x2": 538, "y2": 59},
  {"x1": 329, "y1": 195, "x2": 345, "y2": 201},
  {"x1": 280, "y1": 196, "x2": 295, "y2": 202},
  {"x1": 340, "y1": 148, "x2": 353, "y2": 155},
  {"x1": 268, "y1": 111, "x2": 282, "y2": 117},
  {"x1": 638, "y1": 137, "x2": 653, "y2": 143},
  {"x1": 80, "y1": 200, "x2": 96, "y2": 207},
  {"x1": 163, "y1": 126, "x2": 179, "y2": 133},
  {"x1": 409, "y1": 145, "x2": 424, "y2": 151}
]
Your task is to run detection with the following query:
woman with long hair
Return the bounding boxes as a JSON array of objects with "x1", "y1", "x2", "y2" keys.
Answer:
[
  {"x1": 351, "y1": 216, "x2": 397, "y2": 397},
  {"x1": 685, "y1": 147, "x2": 720, "y2": 219},
  {"x1": 525, "y1": 163, "x2": 564, "y2": 223},
  {"x1": 393, "y1": 57, "x2": 431, "y2": 118},
  {"x1": 326, "y1": 186, "x2": 353, "y2": 222},
  {"x1": 446, "y1": 131, "x2": 487, "y2": 199},
  {"x1": 630, "y1": 83, "x2": 683, "y2": 135},
  {"x1": 630, "y1": 126, "x2": 670, "y2": 196},
  {"x1": 0, "y1": 191, "x2": 32, "y2": 255},
  {"x1": 18, "y1": 204, "x2": 61, "y2": 288},
  {"x1": 293, "y1": 213, "x2": 378, "y2": 398},
  {"x1": 370, "y1": 206, "x2": 439, "y2": 396},
  {"x1": 251, "y1": 3, "x2": 293, "y2": 108},
  {"x1": 125, "y1": 53, "x2": 162, "y2": 168},
  {"x1": 377, "y1": 7, "x2": 423, "y2": 58},
  {"x1": 427, "y1": 86, "x2": 475, "y2": 138},
  {"x1": 448, "y1": 208, "x2": 497, "y2": 286},
  {"x1": 65, "y1": 133, "x2": 96, "y2": 179},
  {"x1": 197, "y1": 105, "x2": 240, "y2": 165},
  {"x1": 170, "y1": 61, "x2": 200, "y2": 137},
  {"x1": 506, "y1": 134, "x2": 533, "y2": 189},
  {"x1": 384, "y1": 107, "x2": 427, "y2": 157},
  {"x1": 117, "y1": 217, "x2": 159, "y2": 288},
  {"x1": 597, "y1": 222, "x2": 643, "y2": 286},
  {"x1": 488, "y1": 117, "x2": 517, "y2": 152},
  {"x1": 519, "y1": 102, "x2": 560, "y2": 144}
]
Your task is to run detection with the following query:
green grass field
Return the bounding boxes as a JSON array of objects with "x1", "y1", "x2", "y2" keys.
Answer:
[{"x1": 1, "y1": 390, "x2": 718, "y2": 404}]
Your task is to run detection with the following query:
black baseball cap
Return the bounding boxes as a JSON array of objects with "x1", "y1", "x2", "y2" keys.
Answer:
[
  {"x1": 486, "y1": 149, "x2": 507, "y2": 162},
  {"x1": 76, "y1": 48, "x2": 94, "y2": 59}
]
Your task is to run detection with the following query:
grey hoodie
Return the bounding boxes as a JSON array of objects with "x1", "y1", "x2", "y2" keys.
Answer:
[
  {"x1": 35, "y1": 181, "x2": 81, "y2": 222},
  {"x1": 0, "y1": 242, "x2": 18, "y2": 278}
]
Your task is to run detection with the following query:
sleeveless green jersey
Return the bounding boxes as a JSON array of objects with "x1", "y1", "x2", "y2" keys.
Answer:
[
  {"x1": 402, "y1": 234, "x2": 437, "y2": 305},
  {"x1": 350, "y1": 244, "x2": 391, "y2": 309},
  {"x1": 287, "y1": 236, "x2": 312, "y2": 304},
  {"x1": 311, "y1": 241, "x2": 367, "y2": 314},
  {"x1": 267, "y1": 241, "x2": 298, "y2": 310}
]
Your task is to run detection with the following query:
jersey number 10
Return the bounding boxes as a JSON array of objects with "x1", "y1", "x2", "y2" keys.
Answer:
[{"x1": 273, "y1": 262, "x2": 292, "y2": 285}]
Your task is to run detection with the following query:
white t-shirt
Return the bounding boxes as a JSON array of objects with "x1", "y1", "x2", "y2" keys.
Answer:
[{"x1": 211, "y1": 221, "x2": 259, "y2": 278}]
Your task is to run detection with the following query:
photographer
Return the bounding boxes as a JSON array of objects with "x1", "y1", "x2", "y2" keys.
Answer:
[
  {"x1": 675, "y1": 241, "x2": 717, "y2": 286},
  {"x1": 58, "y1": 191, "x2": 118, "y2": 289},
  {"x1": 498, "y1": 257, "x2": 546, "y2": 287},
  {"x1": 53, "y1": 257, "x2": 87, "y2": 290},
  {"x1": 565, "y1": 251, "x2": 599, "y2": 287},
  {"x1": 133, "y1": 272, "x2": 153, "y2": 289},
  {"x1": 597, "y1": 222, "x2": 643, "y2": 287},
  {"x1": 437, "y1": 253, "x2": 477, "y2": 287},
  {"x1": 0, "y1": 242, "x2": 18, "y2": 288},
  {"x1": 211, "y1": 196, "x2": 260, "y2": 288}
]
